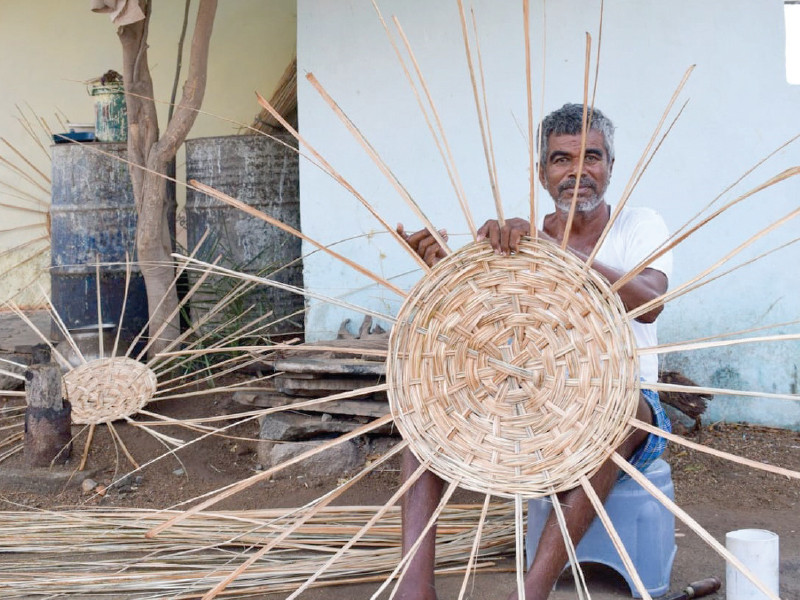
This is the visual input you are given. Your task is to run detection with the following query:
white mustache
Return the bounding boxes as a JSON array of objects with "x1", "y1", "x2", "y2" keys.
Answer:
[{"x1": 558, "y1": 178, "x2": 596, "y2": 194}]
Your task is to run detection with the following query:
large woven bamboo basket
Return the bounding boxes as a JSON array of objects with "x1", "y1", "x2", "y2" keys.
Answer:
[{"x1": 387, "y1": 238, "x2": 640, "y2": 498}]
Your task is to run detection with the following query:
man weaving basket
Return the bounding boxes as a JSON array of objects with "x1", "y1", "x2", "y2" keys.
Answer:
[{"x1": 395, "y1": 103, "x2": 673, "y2": 600}]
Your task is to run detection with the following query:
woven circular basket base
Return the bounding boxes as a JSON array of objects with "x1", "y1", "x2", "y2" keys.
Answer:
[
  {"x1": 388, "y1": 239, "x2": 640, "y2": 498},
  {"x1": 64, "y1": 357, "x2": 157, "y2": 425}
]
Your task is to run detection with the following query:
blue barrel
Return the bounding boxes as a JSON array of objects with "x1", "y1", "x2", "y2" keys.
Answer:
[
  {"x1": 185, "y1": 133, "x2": 304, "y2": 339},
  {"x1": 50, "y1": 142, "x2": 148, "y2": 344}
]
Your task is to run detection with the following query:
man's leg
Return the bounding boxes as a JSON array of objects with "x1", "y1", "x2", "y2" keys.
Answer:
[
  {"x1": 396, "y1": 449, "x2": 444, "y2": 600},
  {"x1": 513, "y1": 394, "x2": 654, "y2": 600}
]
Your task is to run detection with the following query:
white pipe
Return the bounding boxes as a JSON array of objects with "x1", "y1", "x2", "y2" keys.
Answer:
[{"x1": 726, "y1": 529, "x2": 780, "y2": 600}]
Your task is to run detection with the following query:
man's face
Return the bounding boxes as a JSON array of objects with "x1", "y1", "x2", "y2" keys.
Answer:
[{"x1": 539, "y1": 130, "x2": 614, "y2": 214}]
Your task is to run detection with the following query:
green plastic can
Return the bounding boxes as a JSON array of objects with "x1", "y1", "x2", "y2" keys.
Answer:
[{"x1": 89, "y1": 82, "x2": 128, "y2": 143}]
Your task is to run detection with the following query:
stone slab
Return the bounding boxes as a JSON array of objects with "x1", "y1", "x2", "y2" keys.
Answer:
[
  {"x1": 0, "y1": 310, "x2": 52, "y2": 390},
  {"x1": 257, "y1": 439, "x2": 363, "y2": 481},
  {"x1": 0, "y1": 467, "x2": 96, "y2": 494},
  {"x1": 272, "y1": 357, "x2": 385, "y2": 376},
  {"x1": 259, "y1": 411, "x2": 361, "y2": 441},
  {"x1": 235, "y1": 390, "x2": 389, "y2": 417}
]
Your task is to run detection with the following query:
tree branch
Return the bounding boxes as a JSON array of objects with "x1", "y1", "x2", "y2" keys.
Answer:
[
  {"x1": 168, "y1": 0, "x2": 192, "y2": 124},
  {"x1": 156, "y1": 0, "x2": 217, "y2": 160}
]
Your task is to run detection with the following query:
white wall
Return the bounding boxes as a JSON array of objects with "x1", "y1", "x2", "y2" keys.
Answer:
[
  {"x1": 298, "y1": 0, "x2": 800, "y2": 428},
  {"x1": 0, "y1": 1, "x2": 296, "y2": 306}
]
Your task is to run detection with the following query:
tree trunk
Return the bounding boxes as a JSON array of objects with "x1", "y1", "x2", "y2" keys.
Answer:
[{"x1": 118, "y1": 0, "x2": 218, "y2": 357}]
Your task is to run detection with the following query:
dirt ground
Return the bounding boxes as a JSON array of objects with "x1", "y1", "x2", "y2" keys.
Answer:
[{"x1": 0, "y1": 391, "x2": 798, "y2": 599}]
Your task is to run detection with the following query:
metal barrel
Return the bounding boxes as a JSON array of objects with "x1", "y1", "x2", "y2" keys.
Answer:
[
  {"x1": 50, "y1": 142, "x2": 148, "y2": 344},
  {"x1": 185, "y1": 133, "x2": 304, "y2": 341}
]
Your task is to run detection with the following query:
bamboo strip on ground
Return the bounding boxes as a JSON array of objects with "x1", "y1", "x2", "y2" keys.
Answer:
[{"x1": 202, "y1": 441, "x2": 408, "y2": 599}]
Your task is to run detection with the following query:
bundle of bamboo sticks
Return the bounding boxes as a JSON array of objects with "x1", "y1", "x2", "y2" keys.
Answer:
[
  {"x1": 251, "y1": 57, "x2": 297, "y2": 133},
  {"x1": 0, "y1": 503, "x2": 515, "y2": 597}
]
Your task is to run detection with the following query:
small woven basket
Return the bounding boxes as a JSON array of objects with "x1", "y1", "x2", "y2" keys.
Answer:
[
  {"x1": 388, "y1": 239, "x2": 640, "y2": 498},
  {"x1": 64, "y1": 357, "x2": 157, "y2": 425}
]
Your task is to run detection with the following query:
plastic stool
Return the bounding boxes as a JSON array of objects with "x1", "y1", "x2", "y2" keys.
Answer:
[{"x1": 525, "y1": 458, "x2": 676, "y2": 598}]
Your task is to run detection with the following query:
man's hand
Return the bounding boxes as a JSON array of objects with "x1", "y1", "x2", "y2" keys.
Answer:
[
  {"x1": 477, "y1": 218, "x2": 534, "y2": 255},
  {"x1": 397, "y1": 223, "x2": 448, "y2": 267}
]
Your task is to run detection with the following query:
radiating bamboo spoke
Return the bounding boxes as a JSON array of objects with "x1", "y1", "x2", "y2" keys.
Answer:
[
  {"x1": 147, "y1": 413, "x2": 394, "y2": 538},
  {"x1": 629, "y1": 417, "x2": 800, "y2": 479},
  {"x1": 201, "y1": 441, "x2": 409, "y2": 599},
  {"x1": 587, "y1": 65, "x2": 695, "y2": 267},
  {"x1": 286, "y1": 458, "x2": 433, "y2": 599},
  {"x1": 305, "y1": 72, "x2": 451, "y2": 254},
  {"x1": 548, "y1": 489, "x2": 590, "y2": 600},
  {"x1": 156, "y1": 343, "x2": 388, "y2": 360},
  {"x1": 370, "y1": 3, "x2": 476, "y2": 239},
  {"x1": 175, "y1": 254, "x2": 398, "y2": 324},
  {"x1": 514, "y1": 494, "x2": 527, "y2": 600},
  {"x1": 560, "y1": 35, "x2": 592, "y2": 252},
  {"x1": 456, "y1": 0, "x2": 504, "y2": 225},
  {"x1": 253, "y1": 92, "x2": 431, "y2": 271},
  {"x1": 1, "y1": 137, "x2": 50, "y2": 184},
  {"x1": 639, "y1": 332, "x2": 800, "y2": 356},
  {"x1": 579, "y1": 475, "x2": 651, "y2": 600},
  {"x1": 615, "y1": 165, "x2": 800, "y2": 295},
  {"x1": 382, "y1": 478, "x2": 460, "y2": 600},
  {"x1": 457, "y1": 493, "x2": 492, "y2": 600},
  {"x1": 470, "y1": 7, "x2": 503, "y2": 229},
  {"x1": 631, "y1": 130, "x2": 800, "y2": 281},
  {"x1": 643, "y1": 380, "x2": 799, "y2": 402},
  {"x1": 612, "y1": 454, "x2": 780, "y2": 600}
]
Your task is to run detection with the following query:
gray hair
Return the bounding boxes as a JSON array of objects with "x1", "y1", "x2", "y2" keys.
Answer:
[{"x1": 538, "y1": 103, "x2": 615, "y2": 162}]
